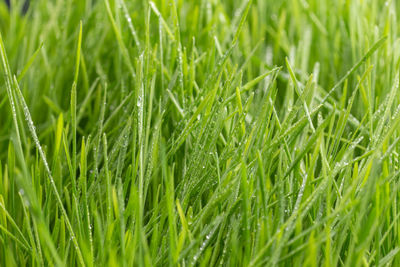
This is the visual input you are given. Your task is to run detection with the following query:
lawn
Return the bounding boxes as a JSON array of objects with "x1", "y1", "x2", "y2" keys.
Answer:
[{"x1": 0, "y1": 0, "x2": 400, "y2": 266}]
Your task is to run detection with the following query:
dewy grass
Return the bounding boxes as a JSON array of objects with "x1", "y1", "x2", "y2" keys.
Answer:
[{"x1": 1, "y1": 0, "x2": 400, "y2": 266}]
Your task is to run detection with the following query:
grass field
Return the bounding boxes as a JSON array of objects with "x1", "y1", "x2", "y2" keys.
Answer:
[{"x1": 0, "y1": 0, "x2": 400, "y2": 266}]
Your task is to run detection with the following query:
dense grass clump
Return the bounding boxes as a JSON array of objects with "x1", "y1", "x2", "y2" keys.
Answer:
[{"x1": 1, "y1": 0, "x2": 400, "y2": 266}]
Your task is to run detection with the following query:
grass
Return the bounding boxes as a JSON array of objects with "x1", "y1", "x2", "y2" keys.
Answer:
[{"x1": 0, "y1": 0, "x2": 400, "y2": 266}]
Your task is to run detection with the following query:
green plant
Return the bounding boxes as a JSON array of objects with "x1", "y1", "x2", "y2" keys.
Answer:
[{"x1": 0, "y1": 0, "x2": 399, "y2": 266}]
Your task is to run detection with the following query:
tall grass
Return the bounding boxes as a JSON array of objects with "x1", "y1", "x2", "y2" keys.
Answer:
[{"x1": 1, "y1": 0, "x2": 400, "y2": 266}]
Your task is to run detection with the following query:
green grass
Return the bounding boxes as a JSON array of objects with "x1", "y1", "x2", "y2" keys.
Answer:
[{"x1": 0, "y1": 0, "x2": 400, "y2": 266}]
